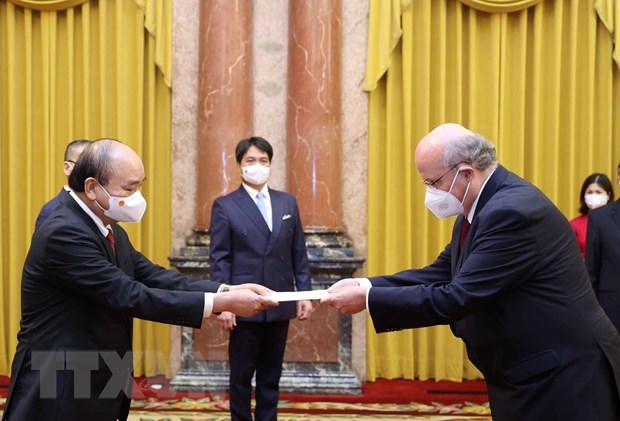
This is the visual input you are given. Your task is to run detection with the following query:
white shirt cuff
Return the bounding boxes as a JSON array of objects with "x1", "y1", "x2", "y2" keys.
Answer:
[
  {"x1": 203, "y1": 292, "x2": 214, "y2": 318},
  {"x1": 358, "y1": 278, "x2": 372, "y2": 289},
  {"x1": 356, "y1": 278, "x2": 372, "y2": 313}
]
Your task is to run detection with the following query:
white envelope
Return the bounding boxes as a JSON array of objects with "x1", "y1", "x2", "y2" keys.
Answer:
[{"x1": 269, "y1": 290, "x2": 328, "y2": 302}]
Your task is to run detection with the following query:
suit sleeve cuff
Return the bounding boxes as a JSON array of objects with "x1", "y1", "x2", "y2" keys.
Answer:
[{"x1": 203, "y1": 292, "x2": 214, "y2": 318}]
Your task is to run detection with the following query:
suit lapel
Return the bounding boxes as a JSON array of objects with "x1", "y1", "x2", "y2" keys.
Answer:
[
  {"x1": 232, "y1": 186, "x2": 272, "y2": 239},
  {"x1": 65, "y1": 195, "x2": 118, "y2": 265},
  {"x1": 472, "y1": 165, "x2": 509, "y2": 220},
  {"x1": 451, "y1": 216, "x2": 463, "y2": 274},
  {"x1": 453, "y1": 166, "x2": 510, "y2": 272},
  {"x1": 266, "y1": 189, "x2": 283, "y2": 253}
]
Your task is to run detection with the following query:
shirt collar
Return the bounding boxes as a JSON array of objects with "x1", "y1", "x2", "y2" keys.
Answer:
[
  {"x1": 68, "y1": 189, "x2": 112, "y2": 236},
  {"x1": 466, "y1": 167, "x2": 496, "y2": 223},
  {"x1": 242, "y1": 183, "x2": 270, "y2": 201}
]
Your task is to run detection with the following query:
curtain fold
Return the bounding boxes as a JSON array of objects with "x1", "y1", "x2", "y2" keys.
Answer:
[
  {"x1": 0, "y1": 0, "x2": 172, "y2": 377},
  {"x1": 363, "y1": 0, "x2": 412, "y2": 91},
  {"x1": 595, "y1": 0, "x2": 620, "y2": 69},
  {"x1": 134, "y1": 0, "x2": 171, "y2": 87},
  {"x1": 366, "y1": 0, "x2": 620, "y2": 381}
]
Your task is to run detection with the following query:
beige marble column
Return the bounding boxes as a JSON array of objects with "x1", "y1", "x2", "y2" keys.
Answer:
[
  {"x1": 170, "y1": 0, "x2": 254, "y2": 384},
  {"x1": 195, "y1": 0, "x2": 253, "y2": 229},
  {"x1": 286, "y1": 0, "x2": 342, "y2": 230}
]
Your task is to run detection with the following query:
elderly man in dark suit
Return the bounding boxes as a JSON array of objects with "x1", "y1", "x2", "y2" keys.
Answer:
[
  {"x1": 3, "y1": 138, "x2": 278, "y2": 421},
  {"x1": 586, "y1": 162, "x2": 620, "y2": 332},
  {"x1": 34, "y1": 138, "x2": 92, "y2": 230},
  {"x1": 210, "y1": 136, "x2": 312, "y2": 421},
  {"x1": 323, "y1": 123, "x2": 620, "y2": 420}
]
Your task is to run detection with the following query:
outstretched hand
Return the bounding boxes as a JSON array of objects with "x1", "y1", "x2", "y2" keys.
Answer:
[
  {"x1": 322, "y1": 282, "x2": 368, "y2": 315},
  {"x1": 232, "y1": 283, "x2": 274, "y2": 295},
  {"x1": 327, "y1": 278, "x2": 362, "y2": 293},
  {"x1": 213, "y1": 288, "x2": 278, "y2": 318}
]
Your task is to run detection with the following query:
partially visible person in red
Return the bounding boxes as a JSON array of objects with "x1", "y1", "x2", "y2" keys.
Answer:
[{"x1": 569, "y1": 173, "x2": 614, "y2": 257}]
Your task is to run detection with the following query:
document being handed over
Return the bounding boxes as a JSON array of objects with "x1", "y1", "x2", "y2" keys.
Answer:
[{"x1": 269, "y1": 290, "x2": 328, "y2": 302}]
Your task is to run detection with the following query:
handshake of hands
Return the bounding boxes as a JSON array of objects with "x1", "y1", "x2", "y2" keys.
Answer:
[{"x1": 212, "y1": 278, "x2": 370, "y2": 319}]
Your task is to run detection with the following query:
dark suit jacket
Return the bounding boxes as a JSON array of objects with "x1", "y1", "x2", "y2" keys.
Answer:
[
  {"x1": 34, "y1": 188, "x2": 68, "y2": 230},
  {"x1": 586, "y1": 200, "x2": 620, "y2": 330},
  {"x1": 209, "y1": 185, "x2": 310, "y2": 322},
  {"x1": 4, "y1": 195, "x2": 221, "y2": 421},
  {"x1": 368, "y1": 165, "x2": 620, "y2": 420}
]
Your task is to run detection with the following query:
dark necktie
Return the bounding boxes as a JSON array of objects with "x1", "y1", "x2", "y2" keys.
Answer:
[
  {"x1": 106, "y1": 230, "x2": 116, "y2": 254},
  {"x1": 460, "y1": 218, "x2": 470, "y2": 249}
]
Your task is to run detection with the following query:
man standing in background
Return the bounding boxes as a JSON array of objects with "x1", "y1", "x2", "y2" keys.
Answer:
[
  {"x1": 35, "y1": 139, "x2": 92, "y2": 229},
  {"x1": 210, "y1": 136, "x2": 313, "y2": 421}
]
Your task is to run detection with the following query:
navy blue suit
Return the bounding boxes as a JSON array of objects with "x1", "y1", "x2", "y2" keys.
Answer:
[
  {"x1": 4, "y1": 195, "x2": 220, "y2": 421},
  {"x1": 210, "y1": 185, "x2": 310, "y2": 421},
  {"x1": 368, "y1": 166, "x2": 620, "y2": 420},
  {"x1": 34, "y1": 188, "x2": 68, "y2": 230},
  {"x1": 586, "y1": 200, "x2": 620, "y2": 332}
]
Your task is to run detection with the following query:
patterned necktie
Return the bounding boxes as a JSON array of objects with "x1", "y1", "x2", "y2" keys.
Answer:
[
  {"x1": 256, "y1": 192, "x2": 272, "y2": 230},
  {"x1": 106, "y1": 230, "x2": 116, "y2": 254}
]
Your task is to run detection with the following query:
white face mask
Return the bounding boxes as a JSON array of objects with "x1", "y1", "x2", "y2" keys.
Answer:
[
  {"x1": 424, "y1": 168, "x2": 471, "y2": 219},
  {"x1": 242, "y1": 164, "x2": 270, "y2": 186},
  {"x1": 585, "y1": 193, "x2": 609, "y2": 210},
  {"x1": 95, "y1": 182, "x2": 147, "y2": 223}
]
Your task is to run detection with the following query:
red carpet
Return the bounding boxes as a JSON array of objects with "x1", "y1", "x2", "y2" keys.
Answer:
[
  {"x1": 130, "y1": 375, "x2": 488, "y2": 404},
  {"x1": 0, "y1": 375, "x2": 491, "y2": 417},
  {"x1": 127, "y1": 376, "x2": 490, "y2": 416}
]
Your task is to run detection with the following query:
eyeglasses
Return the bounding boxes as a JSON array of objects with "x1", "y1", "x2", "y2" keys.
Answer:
[
  {"x1": 423, "y1": 161, "x2": 467, "y2": 188},
  {"x1": 65, "y1": 160, "x2": 76, "y2": 164}
]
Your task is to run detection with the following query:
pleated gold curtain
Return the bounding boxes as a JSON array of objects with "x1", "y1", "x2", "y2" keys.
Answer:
[
  {"x1": 365, "y1": 0, "x2": 620, "y2": 381},
  {"x1": 0, "y1": 0, "x2": 173, "y2": 377}
]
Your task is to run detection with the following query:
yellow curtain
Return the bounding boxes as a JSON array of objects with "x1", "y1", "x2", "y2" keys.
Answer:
[
  {"x1": 366, "y1": 0, "x2": 620, "y2": 381},
  {"x1": 458, "y1": 0, "x2": 543, "y2": 13},
  {"x1": 0, "y1": 0, "x2": 172, "y2": 377}
]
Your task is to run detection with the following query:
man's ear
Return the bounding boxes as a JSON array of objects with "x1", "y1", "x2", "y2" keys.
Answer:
[
  {"x1": 84, "y1": 178, "x2": 98, "y2": 200},
  {"x1": 463, "y1": 166, "x2": 475, "y2": 182},
  {"x1": 62, "y1": 161, "x2": 73, "y2": 176}
]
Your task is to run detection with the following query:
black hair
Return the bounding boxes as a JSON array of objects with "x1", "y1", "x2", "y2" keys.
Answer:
[
  {"x1": 68, "y1": 139, "x2": 121, "y2": 192},
  {"x1": 578, "y1": 173, "x2": 614, "y2": 215},
  {"x1": 64, "y1": 139, "x2": 92, "y2": 161},
  {"x1": 235, "y1": 136, "x2": 273, "y2": 163}
]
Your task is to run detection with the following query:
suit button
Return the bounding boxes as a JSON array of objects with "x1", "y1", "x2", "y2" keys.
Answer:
[
  {"x1": 263, "y1": 257, "x2": 267, "y2": 261},
  {"x1": 280, "y1": 256, "x2": 284, "y2": 261}
]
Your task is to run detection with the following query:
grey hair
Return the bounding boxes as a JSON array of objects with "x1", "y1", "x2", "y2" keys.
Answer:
[{"x1": 443, "y1": 133, "x2": 498, "y2": 171}]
